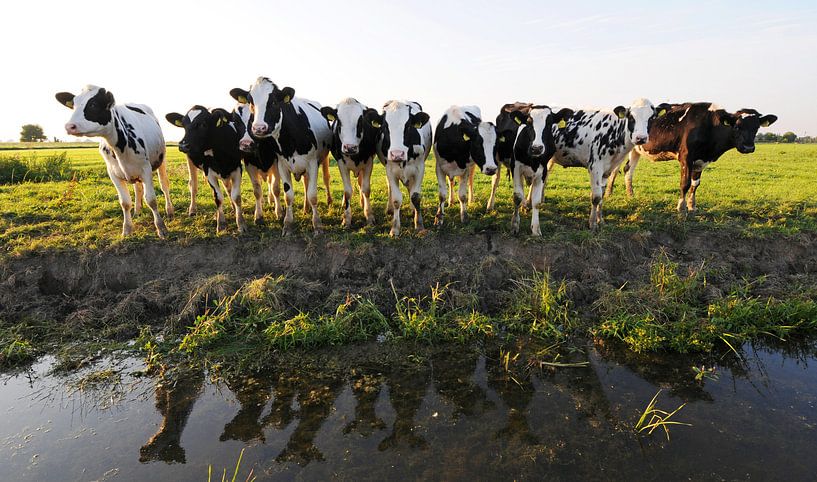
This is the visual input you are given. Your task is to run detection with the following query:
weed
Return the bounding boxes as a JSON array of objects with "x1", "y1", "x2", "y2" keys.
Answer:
[
  {"x1": 634, "y1": 389, "x2": 691, "y2": 441},
  {"x1": 208, "y1": 448, "x2": 256, "y2": 482}
]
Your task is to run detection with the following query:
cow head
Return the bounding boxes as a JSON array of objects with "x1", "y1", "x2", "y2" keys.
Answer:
[
  {"x1": 459, "y1": 121, "x2": 501, "y2": 175},
  {"x1": 516, "y1": 106, "x2": 572, "y2": 159},
  {"x1": 717, "y1": 109, "x2": 778, "y2": 154},
  {"x1": 240, "y1": 77, "x2": 293, "y2": 138},
  {"x1": 613, "y1": 98, "x2": 669, "y2": 145},
  {"x1": 320, "y1": 98, "x2": 379, "y2": 156},
  {"x1": 229, "y1": 88, "x2": 256, "y2": 152},
  {"x1": 55, "y1": 85, "x2": 116, "y2": 137},
  {"x1": 378, "y1": 101, "x2": 430, "y2": 162},
  {"x1": 165, "y1": 106, "x2": 229, "y2": 156}
]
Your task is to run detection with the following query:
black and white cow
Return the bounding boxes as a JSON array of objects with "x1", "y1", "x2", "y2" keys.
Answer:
[
  {"x1": 237, "y1": 77, "x2": 333, "y2": 235},
  {"x1": 546, "y1": 98, "x2": 669, "y2": 229},
  {"x1": 369, "y1": 101, "x2": 432, "y2": 237},
  {"x1": 432, "y1": 105, "x2": 502, "y2": 225},
  {"x1": 487, "y1": 102, "x2": 534, "y2": 211},
  {"x1": 320, "y1": 98, "x2": 381, "y2": 227},
  {"x1": 165, "y1": 106, "x2": 247, "y2": 233},
  {"x1": 607, "y1": 103, "x2": 777, "y2": 213},
  {"x1": 55, "y1": 85, "x2": 173, "y2": 238},
  {"x1": 509, "y1": 106, "x2": 572, "y2": 235}
]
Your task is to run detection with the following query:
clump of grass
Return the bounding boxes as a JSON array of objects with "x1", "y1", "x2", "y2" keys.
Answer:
[
  {"x1": 208, "y1": 448, "x2": 256, "y2": 482},
  {"x1": 595, "y1": 253, "x2": 817, "y2": 353},
  {"x1": 634, "y1": 389, "x2": 691, "y2": 441},
  {"x1": 0, "y1": 152, "x2": 74, "y2": 184},
  {"x1": 0, "y1": 336, "x2": 37, "y2": 368},
  {"x1": 503, "y1": 271, "x2": 575, "y2": 339}
]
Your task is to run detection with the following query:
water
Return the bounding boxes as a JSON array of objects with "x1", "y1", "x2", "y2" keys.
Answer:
[{"x1": 1, "y1": 341, "x2": 816, "y2": 481}]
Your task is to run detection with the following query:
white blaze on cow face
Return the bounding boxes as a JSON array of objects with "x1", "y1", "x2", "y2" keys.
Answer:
[
  {"x1": 234, "y1": 104, "x2": 254, "y2": 152},
  {"x1": 627, "y1": 98, "x2": 656, "y2": 145},
  {"x1": 477, "y1": 122, "x2": 499, "y2": 175},
  {"x1": 384, "y1": 101, "x2": 412, "y2": 161},
  {"x1": 337, "y1": 98, "x2": 366, "y2": 154},
  {"x1": 249, "y1": 77, "x2": 278, "y2": 138},
  {"x1": 61, "y1": 85, "x2": 115, "y2": 137},
  {"x1": 529, "y1": 107, "x2": 554, "y2": 156}
]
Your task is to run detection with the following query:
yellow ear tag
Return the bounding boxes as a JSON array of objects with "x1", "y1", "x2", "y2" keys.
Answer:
[
  {"x1": 557, "y1": 119, "x2": 566, "y2": 129},
  {"x1": 618, "y1": 111, "x2": 626, "y2": 119},
  {"x1": 283, "y1": 95, "x2": 291, "y2": 103},
  {"x1": 761, "y1": 120, "x2": 770, "y2": 127},
  {"x1": 238, "y1": 96, "x2": 248, "y2": 104},
  {"x1": 217, "y1": 117, "x2": 227, "y2": 128},
  {"x1": 658, "y1": 109, "x2": 667, "y2": 117},
  {"x1": 514, "y1": 117, "x2": 522, "y2": 125},
  {"x1": 462, "y1": 133, "x2": 470, "y2": 141},
  {"x1": 174, "y1": 119, "x2": 183, "y2": 127},
  {"x1": 371, "y1": 120, "x2": 381, "y2": 128},
  {"x1": 723, "y1": 119, "x2": 730, "y2": 126},
  {"x1": 413, "y1": 122, "x2": 423, "y2": 129},
  {"x1": 66, "y1": 100, "x2": 74, "y2": 108},
  {"x1": 327, "y1": 114, "x2": 336, "y2": 122},
  {"x1": 499, "y1": 136, "x2": 505, "y2": 143}
]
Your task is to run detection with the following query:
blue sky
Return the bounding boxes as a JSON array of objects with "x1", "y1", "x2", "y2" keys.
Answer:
[{"x1": 1, "y1": 0, "x2": 815, "y2": 141}]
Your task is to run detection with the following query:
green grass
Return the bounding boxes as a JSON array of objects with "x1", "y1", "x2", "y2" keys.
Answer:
[{"x1": 0, "y1": 144, "x2": 815, "y2": 256}]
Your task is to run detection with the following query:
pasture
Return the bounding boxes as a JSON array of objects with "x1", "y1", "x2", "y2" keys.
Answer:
[{"x1": 1, "y1": 143, "x2": 815, "y2": 255}]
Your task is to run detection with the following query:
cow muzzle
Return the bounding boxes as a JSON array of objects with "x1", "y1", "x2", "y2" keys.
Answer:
[
  {"x1": 529, "y1": 144, "x2": 545, "y2": 157},
  {"x1": 65, "y1": 123, "x2": 80, "y2": 136},
  {"x1": 482, "y1": 165, "x2": 497, "y2": 176},
  {"x1": 388, "y1": 150, "x2": 407, "y2": 162},
  {"x1": 252, "y1": 123, "x2": 270, "y2": 137},
  {"x1": 737, "y1": 145, "x2": 755, "y2": 154},
  {"x1": 239, "y1": 138, "x2": 254, "y2": 152},
  {"x1": 342, "y1": 144, "x2": 359, "y2": 155},
  {"x1": 178, "y1": 141, "x2": 190, "y2": 154},
  {"x1": 634, "y1": 135, "x2": 649, "y2": 145}
]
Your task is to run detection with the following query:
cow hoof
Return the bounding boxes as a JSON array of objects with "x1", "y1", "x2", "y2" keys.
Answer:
[
  {"x1": 156, "y1": 225, "x2": 169, "y2": 239},
  {"x1": 313, "y1": 228, "x2": 323, "y2": 236},
  {"x1": 255, "y1": 216, "x2": 265, "y2": 226},
  {"x1": 366, "y1": 216, "x2": 375, "y2": 227},
  {"x1": 188, "y1": 207, "x2": 196, "y2": 217},
  {"x1": 461, "y1": 213, "x2": 469, "y2": 223},
  {"x1": 165, "y1": 208, "x2": 175, "y2": 220},
  {"x1": 389, "y1": 228, "x2": 399, "y2": 238},
  {"x1": 416, "y1": 228, "x2": 429, "y2": 237},
  {"x1": 326, "y1": 195, "x2": 333, "y2": 206},
  {"x1": 626, "y1": 189, "x2": 634, "y2": 198},
  {"x1": 282, "y1": 226, "x2": 293, "y2": 237}
]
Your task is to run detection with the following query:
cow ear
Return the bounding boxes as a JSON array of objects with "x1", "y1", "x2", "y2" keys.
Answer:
[
  {"x1": 229, "y1": 88, "x2": 250, "y2": 104},
  {"x1": 55, "y1": 92, "x2": 75, "y2": 109},
  {"x1": 614, "y1": 106, "x2": 627, "y2": 119},
  {"x1": 165, "y1": 113, "x2": 184, "y2": 128},
  {"x1": 320, "y1": 106, "x2": 338, "y2": 122},
  {"x1": 554, "y1": 108, "x2": 573, "y2": 129},
  {"x1": 412, "y1": 112, "x2": 430, "y2": 129},
  {"x1": 510, "y1": 110, "x2": 527, "y2": 126},
  {"x1": 103, "y1": 89, "x2": 115, "y2": 108},
  {"x1": 364, "y1": 110, "x2": 383, "y2": 129},
  {"x1": 759, "y1": 114, "x2": 778, "y2": 128},
  {"x1": 279, "y1": 86, "x2": 295, "y2": 104},
  {"x1": 655, "y1": 103, "x2": 672, "y2": 118},
  {"x1": 216, "y1": 114, "x2": 229, "y2": 128}
]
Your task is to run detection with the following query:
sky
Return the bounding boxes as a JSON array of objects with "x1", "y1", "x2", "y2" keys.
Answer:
[{"x1": 1, "y1": 0, "x2": 815, "y2": 142}]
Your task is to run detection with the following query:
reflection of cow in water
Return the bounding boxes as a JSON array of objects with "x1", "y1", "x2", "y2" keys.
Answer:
[
  {"x1": 431, "y1": 349, "x2": 494, "y2": 419},
  {"x1": 139, "y1": 369, "x2": 204, "y2": 464},
  {"x1": 345, "y1": 365, "x2": 387, "y2": 437},
  {"x1": 485, "y1": 354, "x2": 539, "y2": 445},
  {"x1": 379, "y1": 362, "x2": 431, "y2": 451},
  {"x1": 220, "y1": 373, "x2": 274, "y2": 443}
]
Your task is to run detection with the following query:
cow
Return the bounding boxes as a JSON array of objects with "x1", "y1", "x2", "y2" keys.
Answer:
[
  {"x1": 236, "y1": 77, "x2": 333, "y2": 235},
  {"x1": 509, "y1": 106, "x2": 572, "y2": 235},
  {"x1": 368, "y1": 100, "x2": 432, "y2": 237},
  {"x1": 487, "y1": 102, "x2": 534, "y2": 211},
  {"x1": 55, "y1": 85, "x2": 173, "y2": 238},
  {"x1": 165, "y1": 106, "x2": 247, "y2": 233},
  {"x1": 545, "y1": 98, "x2": 670, "y2": 230},
  {"x1": 432, "y1": 105, "x2": 502, "y2": 225},
  {"x1": 606, "y1": 103, "x2": 777, "y2": 213},
  {"x1": 319, "y1": 98, "x2": 381, "y2": 228}
]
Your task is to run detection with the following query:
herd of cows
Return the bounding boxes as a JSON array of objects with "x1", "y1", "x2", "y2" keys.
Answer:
[{"x1": 54, "y1": 78, "x2": 777, "y2": 238}]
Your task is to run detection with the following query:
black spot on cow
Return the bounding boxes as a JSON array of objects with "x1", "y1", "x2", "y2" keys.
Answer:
[
  {"x1": 166, "y1": 106, "x2": 243, "y2": 179},
  {"x1": 283, "y1": 182, "x2": 290, "y2": 192},
  {"x1": 126, "y1": 105, "x2": 146, "y2": 115},
  {"x1": 83, "y1": 88, "x2": 114, "y2": 125}
]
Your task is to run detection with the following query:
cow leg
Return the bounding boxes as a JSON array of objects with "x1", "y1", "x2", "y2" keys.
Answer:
[
  {"x1": 358, "y1": 171, "x2": 365, "y2": 209},
  {"x1": 269, "y1": 164, "x2": 284, "y2": 220},
  {"x1": 321, "y1": 152, "x2": 333, "y2": 206},
  {"x1": 605, "y1": 165, "x2": 619, "y2": 198},
  {"x1": 624, "y1": 149, "x2": 640, "y2": 197},
  {"x1": 541, "y1": 159, "x2": 554, "y2": 204},
  {"x1": 688, "y1": 170, "x2": 702, "y2": 213},
  {"x1": 434, "y1": 162, "x2": 448, "y2": 226},
  {"x1": 467, "y1": 165, "x2": 475, "y2": 205},
  {"x1": 111, "y1": 176, "x2": 135, "y2": 237},
  {"x1": 228, "y1": 168, "x2": 247, "y2": 233},
  {"x1": 307, "y1": 162, "x2": 322, "y2": 235},
  {"x1": 337, "y1": 161, "x2": 354, "y2": 228},
  {"x1": 361, "y1": 161, "x2": 375, "y2": 226},
  {"x1": 486, "y1": 163, "x2": 501, "y2": 211},
  {"x1": 677, "y1": 163, "x2": 692, "y2": 214},
  {"x1": 386, "y1": 165, "x2": 402, "y2": 237},
  {"x1": 141, "y1": 166, "x2": 169, "y2": 239},
  {"x1": 302, "y1": 175, "x2": 310, "y2": 215},
  {"x1": 510, "y1": 164, "x2": 524, "y2": 235},
  {"x1": 530, "y1": 166, "x2": 546, "y2": 236},
  {"x1": 409, "y1": 173, "x2": 425, "y2": 233},
  {"x1": 205, "y1": 171, "x2": 226, "y2": 233},
  {"x1": 134, "y1": 181, "x2": 144, "y2": 216},
  {"x1": 280, "y1": 165, "x2": 295, "y2": 236},
  {"x1": 186, "y1": 158, "x2": 198, "y2": 216},
  {"x1": 588, "y1": 167, "x2": 604, "y2": 230},
  {"x1": 246, "y1": 164, "x2": 264, "y2": 224},
  {"x1": 523, "y1": 175, "x2": 532, "y2": 211},
  {"x1": 458, "y1": 173, "x2": 469, "y2": 223},
  {"x1": 385, "y1": 177, "x2": 394, "y2": 216},
  {"x1": 447, "y1": 176, "x2": 456, "y2": 206},
  {"x1": 156, "y1": 161, "x2": 174, "y2": 218}
]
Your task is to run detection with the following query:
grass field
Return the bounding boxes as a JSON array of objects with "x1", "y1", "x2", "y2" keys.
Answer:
[{"x1": 0, "y1": 143, "x2": 815, "y2": 255}]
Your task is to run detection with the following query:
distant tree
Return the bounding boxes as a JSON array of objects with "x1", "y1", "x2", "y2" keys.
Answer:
[
  {"x1": 20, "y1": 124, "x2": 46, "y2": 142},
  {"x1": 781, "y1": 132, "x2": 797, "y2": 143}
]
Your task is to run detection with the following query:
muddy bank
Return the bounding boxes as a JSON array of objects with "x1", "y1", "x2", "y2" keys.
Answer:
[{"x1": 2, "y1": 230, "x2": 816, "y2": 334}]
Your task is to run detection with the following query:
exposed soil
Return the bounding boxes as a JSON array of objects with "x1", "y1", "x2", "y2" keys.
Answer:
[{"x1": 2, "y1": 229, "x2": 816, "y2": 335}]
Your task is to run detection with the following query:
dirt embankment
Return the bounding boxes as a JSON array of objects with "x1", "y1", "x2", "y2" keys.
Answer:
[{"x1": 2, "y1": 230, "x2": 816, "y2": 332}]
